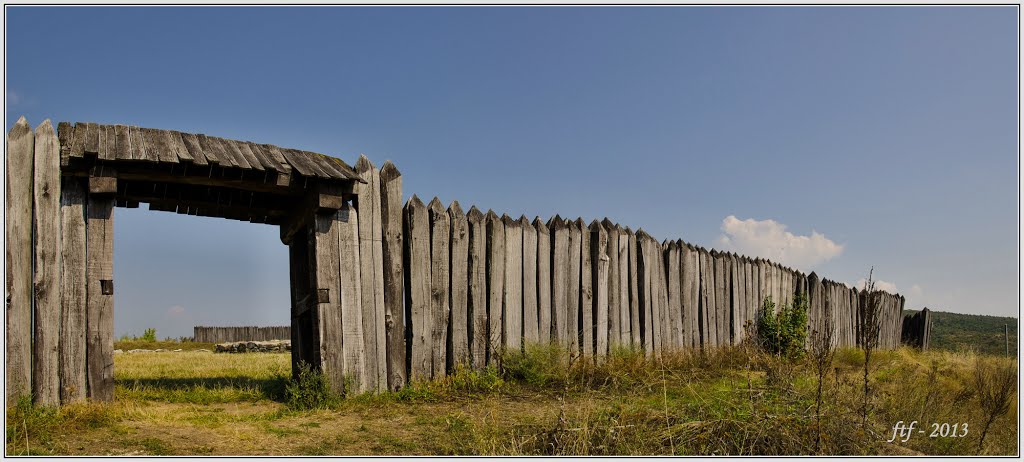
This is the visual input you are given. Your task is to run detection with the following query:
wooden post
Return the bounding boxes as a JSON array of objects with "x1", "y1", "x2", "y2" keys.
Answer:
[
  {"x1": 379, "y1": 161, "x2": 405, "y2": 390},
  {"x1": 32, "y1": 121, "x2": 61, "y2": 405},
  {"x1": 448, "y1": 202, "x2": 470, "y2": 369},
  {"x1": 355, "y1": 156, "x2": 387, "y2": 391},
  {"x1": 467, "y1": 207, "x2": 487, "y2": 368},
  {"x1": 666, "y1": 241, "x2": 682, "y2": 351},
  {"x1": 6, "y1": 117, "x2": 33, "y2": 404},
  {"x1": 337, "y1": 202, "x2": 366, "y2": 391},
  {"x1": 310, "y1": 207, "x2": 345, "y2": 394},
  {"x1": 404, "y1": 196, "x2": 431, "y2": 380},
  {"x1": 636, "y1": 231, "x2": 655, "y2": 356},
  {"x1": 601, "y1": 220, "x2": 619, "y2": 349},
  {"x1": 591, "y1": 221, "x2": 609, "y2": 358},
  {"x1": 567, "y1": 218, "x2": 582, "y2": 355},
  {"x1": 86, "y1": 188, "x2": 115, "y2": 401},
  {"x1": 626, "y1": 228, "x2": 640, "y2": 349},
  {"x1": 680, "y1": 243, "x2": 694, "y2": 348},
  {"x1": 428, "y1": 198, "x2": 450, "y2": 378},
  {"x1": 485, "y1": 211, "x2": 505, "y2": 364},
  {"x1": 521, "y1": 216, "x2": 539, "y2": 345},
  {"x1": 502, "y1": 215, "x2": 523, "y2": 351},
  {"x1": 617, "y1": 226, "x2": 630, "y2": 348},
  {"x1": 534, "y1": 218, "x2": 551, "y2": 345},
  {"x1": 550, "y1": 216, "x2": 569, "y2": 348},
  {"x1": 578, "y1": 219, "x2": 593, "y2": 357},
  {"x1": 700, "y1": 248, "x2": 716, "y2": 348}
]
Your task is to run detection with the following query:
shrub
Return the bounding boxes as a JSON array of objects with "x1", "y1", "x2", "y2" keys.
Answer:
[
  {"x1": 972, "y1": 356, "x2": 1017, "y2": 453},
  {"x1": 284, "y1": 362, "x2": 339, "y2": 410},
  {"x1": 141, "y1": 328, "x2": 157, "y2": 343},
  {"x1": 757, "y1": 294, "x2": 808, "y2": 359}
]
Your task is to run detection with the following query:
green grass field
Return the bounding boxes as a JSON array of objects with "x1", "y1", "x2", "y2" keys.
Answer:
[{"x1": 5, "y1": 343, "x2": 1017, "y2": 456}]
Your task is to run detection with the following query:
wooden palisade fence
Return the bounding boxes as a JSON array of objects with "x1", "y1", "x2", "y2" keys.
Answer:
[
  {"x1": 193, "y1": 326, "x2": 291, "y2": 343},
  {"x1": 6, "y1": 118, "x2": 917, "y2": 407}
]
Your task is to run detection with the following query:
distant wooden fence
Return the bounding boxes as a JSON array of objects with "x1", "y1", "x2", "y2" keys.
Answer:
[
  {"x1": 901, "y1": 308, "x2": 932, "y2": 350},
  {"x1": 193, "y1": 326, "x2": 291, "y2": 343}
]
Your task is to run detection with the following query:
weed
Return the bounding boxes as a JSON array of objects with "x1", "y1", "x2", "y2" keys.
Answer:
[{"x1": 284, "y1": 362, "x2": 340, "y2": 411}]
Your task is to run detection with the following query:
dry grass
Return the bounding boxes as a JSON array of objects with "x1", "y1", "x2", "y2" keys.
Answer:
[{"x1": 5, "y1": 345, "x2": 1018, "y2": 456}]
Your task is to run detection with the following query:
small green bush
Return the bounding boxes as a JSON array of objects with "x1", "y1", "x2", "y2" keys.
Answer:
[
  {"x1": 758, "y1": 293, "x2": 808, "y2": 359},
  {"x1": 284, "y1": 362, "x2": 339, "y2": 410}
]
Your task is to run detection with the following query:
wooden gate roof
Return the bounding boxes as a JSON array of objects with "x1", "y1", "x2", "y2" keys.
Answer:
[{"x1": 58, "y1": 122, "x2": 359, "y2": 182}]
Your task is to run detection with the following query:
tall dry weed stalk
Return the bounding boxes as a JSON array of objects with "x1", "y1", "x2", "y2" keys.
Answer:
[
  {"x1": 857, "y1": 268, "x2": 881, "y2": 432},
  {"x1": 810, "y1": 307, "x2": 835, "y2": 454},
  {"x1": 973, "y1": 357, "x2": 1017, "y2": 453}
]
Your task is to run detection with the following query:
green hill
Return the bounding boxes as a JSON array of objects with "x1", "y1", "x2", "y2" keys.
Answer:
[{"x1": 907, "y1": 309, "x2": 1018, "y2": 356}]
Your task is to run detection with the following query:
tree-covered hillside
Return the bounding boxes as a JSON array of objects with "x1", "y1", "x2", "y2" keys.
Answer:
[{"x1": 907, "y1": 309, "x2": 1018, "y2": 356}]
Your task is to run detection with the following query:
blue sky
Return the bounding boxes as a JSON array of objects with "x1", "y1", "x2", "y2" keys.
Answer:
[{"x1": 6, "y1": 6, "x2": 1018, "y2": 339}]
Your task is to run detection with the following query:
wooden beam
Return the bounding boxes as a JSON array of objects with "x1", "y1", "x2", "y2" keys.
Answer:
[
  {"x1": 467, "y1": 207, "x2": 488, "y2": 369},
  {"x1": 33, "y1": 121, "x2": 62, "y2": 405},
  {"x1": 309, "y1": 208, "x2": 345, "y2": 394},
  {"x1": 378, "y1": 161, "x2": 405, "y2": 390},
  {"x1": 428, "y1": 198, "x2": 450, "y2": 378},
  {"x1": 355, "y1": 156, "x2": 386, "y2": 392},
  {"x1": 485, "y1": 211, "x2": 505, "y2": 364},
  {"x1": 86, "y1": 194, "x2": 115, "y2": 401},
  {"x1": 448, "y1": 202, "x2": 469, "y2": 369},
  {"x1": 404, "y1": 196, "x2": 431, "y2": 381},
  {"x1": 337, "y1": 202, "x2": 367, "y2": 392},
  {"x1": 501, "y1": 215, "x2": 522, "y2": 351},
  {"x1": 59, "y1": 177, "x2": 88, "y2": 403},
  {"x1": 280, "y1": 184, "x2": 347, "y2": 245},
  {"x1": 6, "y1": 117, "x2": 33, "y2": 404}
]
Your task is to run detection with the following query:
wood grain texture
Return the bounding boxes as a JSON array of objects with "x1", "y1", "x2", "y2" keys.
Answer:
[
  {"x1": 602, "y1": 220, "x2": 619, "y2": 348},
  {"x1": 404, "y1": 196, "x2": 431, "y2": 380},
  {"x1": 485, "y1": 211, "x2": 505, "y2": 363},
  {"x1": 534, "y1": 218, "x2": 551, "y2": 345},
  {"x1": 590, "y1": 221, "x2": 609, "y2": 357},
  {"x1": 33, "y1": 121, "x2": 62, "y2": 405},
  {"x1": 521, "y1": 216, "x2": 539, "y2": 345},
  {"x1": 428, "y1": 198, "x2": 450, "y2": 378},
  {"x1": 636, "y1": 231, "x2": 654, "y2": 356},
  {"x1": 566, "y1": 219, "x2": 582, "y2": 354},
  {"x1": 578, "y1": 219, "x2": 593, "y2": 357},
  {"x1": 355, "y1": 156, "x2": 386, "y2": 391},
  {"x1": 448, "y1": 202, "x2": 470, "y2": 369},
  {"x1": 86, "y1": 195, "x2": 114, "y2": 401},
  {"x1": 6, "y1": 117, "x2": 33, "y2": 403},
  {"x1": 379, "y1": 161, "x2": 405, "y2": 390},
  {"x1": 59, "y1": 177, "x2": 87, "y2": 403},
  {"x1": 666, "y1": 242, "x2": 682, "y2": 350},
  {"x1": 467, "y1": 207, "x2": 488, "y2": 368},
  {"x1": 626, "y1": 229, "x2": 641, "y2": 349},
  {"x1": 337, "y1": 203, "x2": 367, "y2": 392},
  {"x1": 502, "y1": 215, "x2": 523, "y2": 351},
  {"x1": 311, "y1": 210, "x2": 345, "y2": 394},
  {"x1": 550, "y1": 216, "x2": 569, "y2": 348}
]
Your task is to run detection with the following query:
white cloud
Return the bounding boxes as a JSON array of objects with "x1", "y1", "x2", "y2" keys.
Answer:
[
  {"x1": 855, "y1": 278, "x2": 898, "y2": 294},
  {"x1": 7, "y1": 91, "x2": 20, "y2": 106},
  {"x1": 716, "y1": 215, "x2": 844, "y2": 270},
  {"x1": 165, "y1": 305, "x2": 187, "y2": 317}
]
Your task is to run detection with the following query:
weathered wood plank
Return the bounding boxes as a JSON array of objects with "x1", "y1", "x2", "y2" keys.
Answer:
[
  {"x1": 602, "y1": 219, "x2": 619, "y2": 349},
  {"x1": 311, "y1": 209, "x2": 345, "y2": 394},
  {"x1": 139, "y1": 127, "x2": 177, "y2": 164},
  {"x1": 448, "y1": 202, "x2": 470, "y2": 369},
  {"x1": 567, "y1": 219, "x2": 582, "y2": 355},
  {"x1": 636, "y1": 231, "x2": 654, "y2": 356},
  {"x1": 590, "y1": 221, "x2": 609, "y2": 357},
  {"x1": 378, "y1": 161, "x2": 405, "y2": 390},
  {"x1": 337, "y1": 202, "x2": 367, "y2": 392},
  {"x1": 467, "y1": 207, "x2": 488, "y2": 369},
  {"x1": 355, "y1": 156, "x2": 386, "y2": 391},
  {"x1": 521, "y1": 216, "x2": 539, "y2": 345},
  {"x1": 578, "y1": 218, "x2": 593, "y2": 357},
  {"x1": 82, "y1": 122, "x2": 100, "y2": 156},
  {"x1": 729, "y1": 254, "x2": 740, "y2": 345},
  {"x1": 57, "y1": 121, "x2": 74, "y2": 167},
  {"x1": 428, "y1": 198, "x2": 451, "y2": 378},
  {"x1": 98, "y1": 124, "x2": 116, "y2": 161},
  {"x1": 6, "y1": 117, "x2": 33, "y2": 404},
  {"x1": 128, "y1": 125, "x2": 157, "y2": 163},
  {"x1": 404, "y1": 196, "x2": 431, "y2": 381},
  {"x1": 534, "y1": 218, "x2": 551, "y2": 345},
  {"x1": 485, "y1": 211, "x2": 505, "y2": 363},
  {"x1": 33, "y1": 121, "x2": 62, "y2": 405},
  {"x1": 616, "y1": 226, "x2": 630, "y2": 348},
  {"x1": 59, "y1": 177, "x2": 88, "y2": 403},
  {"x1": 86, "y1": 194, "x2": 115, "y2": 401},
  {"x1": 699, "y1": 248, "x2": 715, "y2": 348},
  {"x1": 626, "y1": 228, "x2": 641, "y2": 349},
  {"x1": 666, "y1": 241, "x2": 682, "y2": 351},
  {"x1": 502, "y1": 215, "x2": 523, "y2": 351},
  {"x1": 550, "y1": 216, "x2": 569, "y2": 348}
]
